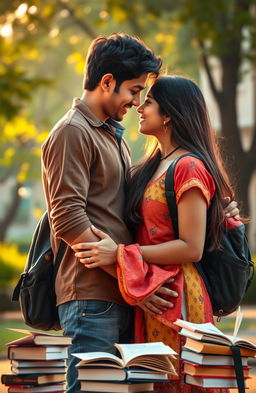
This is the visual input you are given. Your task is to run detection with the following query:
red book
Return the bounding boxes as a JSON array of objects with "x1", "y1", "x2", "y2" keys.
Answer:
[{"x1": 183, "y1": 361, "x2": 250, "y2": 378}]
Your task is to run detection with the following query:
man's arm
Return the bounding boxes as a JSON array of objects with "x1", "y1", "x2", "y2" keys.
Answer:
[
  {"x1": 42, "y1": 125, "x2": 117, "y2": 278},
  {"x1": 138, "y1": 279, "x2": 178, "y2": 315}
]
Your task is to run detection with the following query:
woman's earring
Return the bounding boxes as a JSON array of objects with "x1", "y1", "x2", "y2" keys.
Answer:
[{"x1": 163, "y1": 120, "x2": 167, "y2": 133}]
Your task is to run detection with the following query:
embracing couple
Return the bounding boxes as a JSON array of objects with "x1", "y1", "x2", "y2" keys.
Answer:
[{"x1": 42, "y1": 33, "x2": 240, "y2": 393}]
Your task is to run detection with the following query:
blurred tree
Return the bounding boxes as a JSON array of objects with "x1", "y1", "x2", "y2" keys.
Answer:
[
  {"x1": 106, "y1": 0, "x2": 256, "y2": 216},
  {"x1": 178, "y1": 0, "x2": 256, "y2": 217},
  {"x1": 5, "y1": 0, "x2": 254, "y2": 239},
  {"x1": 0, "y1": 2, "x2": 50, "y2": 241},
  {"x1": 0, "y1": 0, "x2": 199, "y2": 241}
]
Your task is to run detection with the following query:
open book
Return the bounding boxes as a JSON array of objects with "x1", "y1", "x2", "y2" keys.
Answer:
[
  {"x1": 174, "y1": 308, "x2": 256, "y2": 351},
  {"x1": 73, "y1": 342, "x2": 177, "y2": 375},
  {"x1": 6, "y1": 328, "x2": 72, "y2": 346}
]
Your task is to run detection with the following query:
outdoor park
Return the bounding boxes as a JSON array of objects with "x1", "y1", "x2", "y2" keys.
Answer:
[{"x1": 0, "y1": 0, "x2": 256, "y2": 392}]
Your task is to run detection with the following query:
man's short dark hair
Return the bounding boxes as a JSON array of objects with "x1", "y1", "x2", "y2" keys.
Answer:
[{"x1": 83, "y1": 33, "x2": 162, "y2": 91}]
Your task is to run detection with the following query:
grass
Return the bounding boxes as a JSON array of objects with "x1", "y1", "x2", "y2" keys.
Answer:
[
  {"x1": 1, "y1": 310, "x2": 256, "y2": 358},
  {"x1": 0, "y1": 319, "x2": 63, "y2": 358},
  {"x1": 215, "y1": 312, "x2": 256, "y2": 334}
]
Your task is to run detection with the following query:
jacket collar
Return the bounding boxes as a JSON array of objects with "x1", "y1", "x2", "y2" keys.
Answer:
[{"x1": 72, "y1": 98, "x2": 125, "y2": 137}]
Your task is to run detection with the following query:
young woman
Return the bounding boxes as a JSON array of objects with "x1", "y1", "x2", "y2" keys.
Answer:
[{"x1": 73, "y1": 76, "x2": 241, "y2": 393}]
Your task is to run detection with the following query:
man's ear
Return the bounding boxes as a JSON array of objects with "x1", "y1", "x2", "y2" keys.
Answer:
[{"x1": 101, "y1": 74, "x2": 115, "y2": 92}]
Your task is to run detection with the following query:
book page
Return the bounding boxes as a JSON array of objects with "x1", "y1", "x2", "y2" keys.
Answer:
[
  {"x1": 115, "y1": 342, "x2": 176, "y2": 366},
  {"x1": 233, "y1": 306, "x2": 243, "y2": 339},
  {"x1": 72, "y1": 352, "x2": 123, "y2": 367},
  {"x1": 174, "y1": 320, "x2": 226, "y2": 337},
  {"x1": 6, "y1": 328, "x2": 59, "y2": 337}
]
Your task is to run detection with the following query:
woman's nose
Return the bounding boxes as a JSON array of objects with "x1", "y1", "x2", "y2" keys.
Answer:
[{"x1": 137, "y1": 104, "x2": 143, "y2": 113}]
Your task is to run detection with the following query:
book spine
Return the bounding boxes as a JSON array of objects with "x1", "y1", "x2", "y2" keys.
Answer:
[{"x1": 1, "y1": 375, "x2": 38, "y2": 385}]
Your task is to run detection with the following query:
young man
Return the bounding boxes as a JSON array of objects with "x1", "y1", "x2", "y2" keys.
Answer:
[
  {"x1": 42, "y1": 33, "x2": 163, "y2": 393},
  {"x1": 42, "y1": 33, "x2": 239, "y2": 393}
]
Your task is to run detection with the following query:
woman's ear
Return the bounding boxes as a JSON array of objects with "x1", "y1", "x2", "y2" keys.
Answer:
[
  {"x1": 163, "y1": 115, "x2": 171, "y2": 125},
  {"x1": 100, "y1": 74, "x2": 115, "y2": 92}
]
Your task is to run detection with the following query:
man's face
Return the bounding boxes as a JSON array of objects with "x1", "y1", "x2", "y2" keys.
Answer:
[{"x1": 103, "y1": 74, "x2": 148, "y2": 121}]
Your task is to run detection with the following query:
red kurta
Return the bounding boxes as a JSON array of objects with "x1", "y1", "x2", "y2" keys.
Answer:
[{"x1": 117, "y1": 156, "x2": 230, "y2": 393}]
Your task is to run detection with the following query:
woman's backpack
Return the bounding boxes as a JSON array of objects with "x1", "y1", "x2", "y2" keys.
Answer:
[{"x1": 165, "y1": 153, "x2": 254, "y2": 318}]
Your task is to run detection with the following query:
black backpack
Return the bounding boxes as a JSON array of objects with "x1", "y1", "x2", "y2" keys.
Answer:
[
  {"x1": 12, "y1": 211, "x2": 67, "y2": 330},
  {"x1": 165, "y1": 153, "x2": 254, "y2": 318}
]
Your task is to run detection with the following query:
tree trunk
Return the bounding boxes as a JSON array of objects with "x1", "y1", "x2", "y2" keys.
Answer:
[
  {"x1": 0, "y1": 182, "x2": 22, "y2": 242},
  {"x1": 216, "y1": 53, "x2": 256, "y2": 217}
]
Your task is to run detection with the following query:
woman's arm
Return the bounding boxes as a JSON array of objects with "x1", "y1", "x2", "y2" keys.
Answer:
[
  {"x1": 72, "y1": 187, "x2": 207, "y2": 267},
  {"x1": 140, "y1": 187, "x2": 207, "y2": 265}
]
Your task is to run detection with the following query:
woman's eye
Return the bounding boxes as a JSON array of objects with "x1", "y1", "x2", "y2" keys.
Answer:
[{"x1": 130, "y1": 90, "x2": 137, "y2": 95}]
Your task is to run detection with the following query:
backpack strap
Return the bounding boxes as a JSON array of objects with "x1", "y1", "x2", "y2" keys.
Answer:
[
  {"x1": 165, "y1": 153, "x2": 201, "y2": 239},
  {"x1": 165, "y1": 156, "x2": 247, "y2": 391},
  {"x1": 53, "y1": 239, "x2": 67, "y2": 281},
  {"x1": 231, "y1": 346, "x2": 246, "y2": 393}
]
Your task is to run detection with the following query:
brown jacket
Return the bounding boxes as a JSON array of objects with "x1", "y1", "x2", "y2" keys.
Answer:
[{"x1": 41, "y1": 98, "x2": 132, "y2": 306}]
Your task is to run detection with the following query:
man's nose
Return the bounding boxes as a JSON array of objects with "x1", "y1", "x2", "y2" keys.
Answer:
[{"x1": 132, "y1": 96, "x2": 140, "y2": 107}]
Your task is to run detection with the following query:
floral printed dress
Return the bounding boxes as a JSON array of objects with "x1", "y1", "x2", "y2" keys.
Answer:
[{"x1": 133, "y1": 155, "x2": 229, "y2": 393}]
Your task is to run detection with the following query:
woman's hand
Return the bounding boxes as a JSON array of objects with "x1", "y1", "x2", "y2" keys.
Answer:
[
  {"x1": 223, "y1": 197, "x2": 240, "y2": 219},
  {"x1": 72, "y1": 226, "x2": 118, "y2": 268}
]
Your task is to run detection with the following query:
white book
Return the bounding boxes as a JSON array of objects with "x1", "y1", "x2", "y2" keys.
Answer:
[
  {"x1": 11, "y1": 359, "x2": 65, "y2": 368},
  {"x1": 11, "y1": 366, "x2": 66, "y2": 375},
  {"x1": 181, "y1": 348, "x2": 248, "y2": 366},
  {"x1": 174, "y1": 314, "x2": 256, "y2": 351},
  {"x1": 73, "y1": 342, "x2": 177, "y2": 375},
  {"x1": 184, "y1": 374, "x2": 248, "y2": 388}
]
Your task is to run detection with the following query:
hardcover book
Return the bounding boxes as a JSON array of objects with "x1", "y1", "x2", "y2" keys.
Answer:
[
  {"x1": 77, "y1": 366, "x2": 168, "y2": 381},
  {"x1": 1, "y1": 373, "x2": 65, "y2": 386},
  {"x1": 8, "y1": 384, "x2": 65, "y2": 393},
  {"x1": 80, "y1": 380, "x2": 154, "y2": 392},
  {"x1": 11, "y1": 360, "x2": 66, "y2": 368},
  {"x1": 174, "y1": 318, "x2": 256, "y2": 351},
  {"x1": 8, "y1": 346, "x2": 68, "y2": 360},
  {"x1": 11, "y1": 366, "x2": 66, "y2": 375},
  {"x1": 7, "y1": 328, "x2": 72, "y2": 346},
  {"x1": 183, "y1": 336, "x2": 256, "y2": 357},
  {"x1": 181, "y1": 348, "x2": 248, "y2": 366},
  {"x1": 184, "y1": 374, "x2": 250, "y2": 388},
  {"x1": 183, "y1": 361, "x2": 250, "y2": 378}
]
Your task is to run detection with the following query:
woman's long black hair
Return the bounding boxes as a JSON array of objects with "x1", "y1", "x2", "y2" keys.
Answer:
[{"x1": 125, "y1": 76, "x2": 235, "y2": 249}]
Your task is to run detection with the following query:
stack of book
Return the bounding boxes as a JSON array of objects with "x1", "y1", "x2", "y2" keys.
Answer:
[
  {"x1": 73, "y1": 341, "x2": 177, "y2": 392},
  {"x1": 174, "y1": 313, "x2": 256, "y2": 389},
  {"x1": 1, "y1": 328, "x2": 72, "y2": 393}
]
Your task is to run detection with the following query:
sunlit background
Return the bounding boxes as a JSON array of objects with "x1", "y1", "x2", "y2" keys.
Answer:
[{"x1": 0, "y1": 0, "x2": 256, "y2": 376}]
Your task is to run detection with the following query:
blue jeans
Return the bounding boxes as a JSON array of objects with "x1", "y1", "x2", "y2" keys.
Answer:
[{"x1": 58, "y1": 300, "x2": 133, "y2": 393}]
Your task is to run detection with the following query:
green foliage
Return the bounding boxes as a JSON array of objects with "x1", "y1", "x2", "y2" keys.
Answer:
[
  {"x1": 0, "y1": 319, "x2": 63, "y2": 357},
  {"x1": 179, "y1": 0, "x2": 256, "y2": 59},
  {"x1": 0, "y1": 243, "x2": 26, "y2": 288},
  {"x1": 0, "y1": 320, "x2": 29, "y2": 356}
]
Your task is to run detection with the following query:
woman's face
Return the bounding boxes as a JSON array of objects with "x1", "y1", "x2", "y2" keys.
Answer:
[{"x1": 137, "y1": 90, "x2": 165, "y2": 136}]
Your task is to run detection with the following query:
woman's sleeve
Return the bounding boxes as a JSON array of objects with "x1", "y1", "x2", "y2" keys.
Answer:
[{"x1": 174, "y1": 156, "x2": 215, "y2": 207}]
